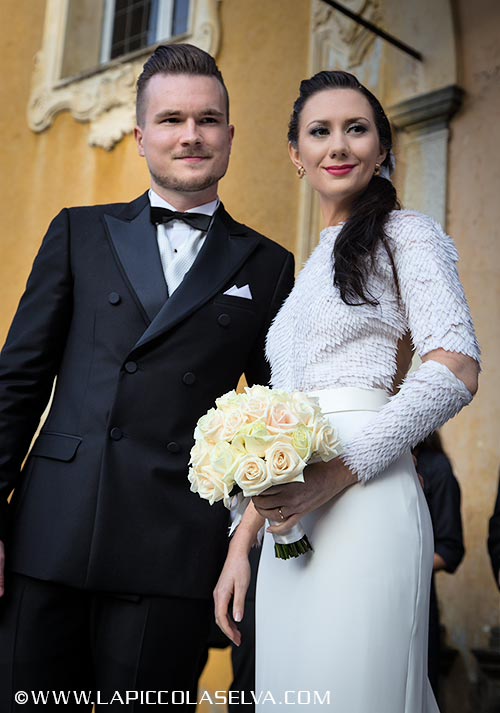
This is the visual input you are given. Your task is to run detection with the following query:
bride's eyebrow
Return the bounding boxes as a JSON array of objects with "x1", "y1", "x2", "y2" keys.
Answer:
[{"x1": 305, "y1": 116, "x2": 372, "y2": 127}]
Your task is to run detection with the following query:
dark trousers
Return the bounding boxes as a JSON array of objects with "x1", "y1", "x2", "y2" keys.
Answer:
[{"x1": 0, "y1": 573, "x2": 211, "y2": 712}]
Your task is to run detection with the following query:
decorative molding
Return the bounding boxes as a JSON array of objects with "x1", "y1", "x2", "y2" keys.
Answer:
[
  {"x1": 27, "y1": 0, "x2": 221, "y2": 151},
  {"x1": 389, "y1": 85, "x2": 464, "y2": 133},
  {"x1": 389, "y1": 85, "x2": 464, "y2": 226}
]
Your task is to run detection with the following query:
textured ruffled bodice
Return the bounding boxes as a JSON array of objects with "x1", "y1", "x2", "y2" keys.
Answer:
[{"x1": 266, "y1": 210, "x2": 480, "y2": 392}]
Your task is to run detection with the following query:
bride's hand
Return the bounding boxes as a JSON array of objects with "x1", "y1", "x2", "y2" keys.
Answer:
[
  {"x1": 214, "y1": 548, "x2": 251, "y2": 647},
  {"x1": 253, "y1": 458, "x2": 357, "y2": 535}
]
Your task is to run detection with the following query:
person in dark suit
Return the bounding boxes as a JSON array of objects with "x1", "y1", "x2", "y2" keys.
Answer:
[
  {"x1": 0, "y1": 44, "x2": 294, "y2": 710},
  {"x1": 488, "y1": 469, "x2": 500, "y2": 589},
  {"x1": 414, "y1": 431, "x2": 465, "y2": 702}
]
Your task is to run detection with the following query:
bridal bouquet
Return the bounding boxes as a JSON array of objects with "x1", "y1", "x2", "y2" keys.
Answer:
[{"x1": 188, "y1": 385, "x2": 342, "y2": 559}]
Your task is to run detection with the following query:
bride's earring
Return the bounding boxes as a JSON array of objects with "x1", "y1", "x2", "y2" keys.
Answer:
[
  {"x1": 297, "y1": 165, "x2": 306, "y2": 179},
  {"x1": 374, "y1": 163, "x2": 381, "y2": 176}
]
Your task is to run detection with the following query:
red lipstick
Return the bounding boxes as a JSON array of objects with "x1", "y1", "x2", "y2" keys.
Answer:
[{"x1": 324, "y1": 164, "x2": 356, "y2": 176}]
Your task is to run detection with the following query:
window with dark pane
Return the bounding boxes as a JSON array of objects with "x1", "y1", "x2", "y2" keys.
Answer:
[
  {"x1": 110, "y1": 0, "x2": 153, "y2": 60},
  {"x1": 107, "y1": 0, "x2": 191, "y2": 61}
]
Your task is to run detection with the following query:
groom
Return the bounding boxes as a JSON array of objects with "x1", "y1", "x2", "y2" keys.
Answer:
[{"x1": 0, "y1": 44, "x2": 294, "y2": 708}]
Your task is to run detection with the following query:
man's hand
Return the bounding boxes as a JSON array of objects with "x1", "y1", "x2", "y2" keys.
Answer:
[
  {"x1": 0, "y1": 540, "x2": 4, "y2": 597},
  {"x1": 253, "y1": 458, "x2": 358, "y2": 536}
]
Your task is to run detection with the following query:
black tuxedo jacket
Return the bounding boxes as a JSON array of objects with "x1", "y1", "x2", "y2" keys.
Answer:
[{"x1": 0, "y1": 193, "x2": 294, "y2": 598}]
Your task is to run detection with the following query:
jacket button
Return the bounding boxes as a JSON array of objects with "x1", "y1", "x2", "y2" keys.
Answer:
[
  {"x1": 182, "y1": 372, "x2": 196, "y2": 385},
  {"x1": 108, "y1": 292, "x2": 121, "y2": 305},
  {"x1": 125, "y1": 361, "x2": 138, "y2": 374},
  {"x1": 167, "y1": 441, "x2": 181, "y2": 453},
  {"x1": 110, "y1": 427, "x2": 123, "y2": 441},
  {"x1": 217, "y1": 313, "x2": 231, "y2": 327}
]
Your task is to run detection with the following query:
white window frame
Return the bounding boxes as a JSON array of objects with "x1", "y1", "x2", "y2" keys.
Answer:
[
  {"x1": 100, "y1": 0, "x2": 180, "y2": 65},
  {"x1": 27, "y1": 0, "x2": 220, "y2": 150}
]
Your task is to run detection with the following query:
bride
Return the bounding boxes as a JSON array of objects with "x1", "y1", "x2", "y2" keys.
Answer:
[{"x1": 214, "y1": 70, "x2": 479, "y2": 712}]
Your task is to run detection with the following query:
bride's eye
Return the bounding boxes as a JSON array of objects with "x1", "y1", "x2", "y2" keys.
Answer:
[
  {"x1": 347, "y1": 123, "x2": 367, "y2": 135},
  {"x1": 309, "y1": 126, "x2": 329, "y2": 137}
]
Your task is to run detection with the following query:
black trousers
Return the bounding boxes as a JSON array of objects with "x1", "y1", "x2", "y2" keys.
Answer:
[{"x1": 0, "y1": 573, "x2": 211, "y2": 711}]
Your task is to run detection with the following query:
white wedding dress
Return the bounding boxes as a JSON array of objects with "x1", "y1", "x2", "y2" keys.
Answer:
[{"x1": 256, "y1": 211, "x2": 479, "y2": 712}]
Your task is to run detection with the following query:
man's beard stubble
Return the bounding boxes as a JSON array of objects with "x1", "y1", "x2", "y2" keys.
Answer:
[{"x1": 150, "y1": 169, "x2": 225, "y2": 193}]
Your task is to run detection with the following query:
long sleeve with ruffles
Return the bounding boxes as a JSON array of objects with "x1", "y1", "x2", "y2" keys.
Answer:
[{"x1": 266, "y1": 211, "x2": 480, "y2": 482}]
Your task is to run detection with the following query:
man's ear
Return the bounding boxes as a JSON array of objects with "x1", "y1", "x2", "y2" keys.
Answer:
[{"x1": 134, "y1": 126, "x2": 145, "y2": 157}]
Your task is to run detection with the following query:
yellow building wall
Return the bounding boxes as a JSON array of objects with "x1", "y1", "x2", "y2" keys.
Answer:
[
  {"x1": 0, "y1": 0, "x2": 498, "y2": 709},
  {"x1": 0, "y1": 0, "x2": 309, "y2": 346},
  {"x1": 437, "y1": 0, "x2": 500, "y2": 706}
]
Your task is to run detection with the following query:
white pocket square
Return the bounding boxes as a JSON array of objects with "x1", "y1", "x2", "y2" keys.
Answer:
[{"x1": 223, "y1": 284, "x2": 253, "y2": 300}]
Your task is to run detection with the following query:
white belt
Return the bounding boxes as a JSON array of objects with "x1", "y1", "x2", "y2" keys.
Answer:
[{"x1": 307, "y1": 387, "x2": 389, "y2": 413}]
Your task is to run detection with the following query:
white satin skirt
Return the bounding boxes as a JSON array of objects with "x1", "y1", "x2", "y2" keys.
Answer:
[{"x1": 255, "y1": 387, "x2": 440, "y2": 712}]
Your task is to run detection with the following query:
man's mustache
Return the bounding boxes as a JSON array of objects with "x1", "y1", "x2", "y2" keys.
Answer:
[{"x1": 174, "y1": 152, "x2": 212, "y2": 159}]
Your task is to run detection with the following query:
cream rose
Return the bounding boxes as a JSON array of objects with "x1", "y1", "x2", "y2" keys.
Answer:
[
  {"x1": 244, "y1": 384, "x2": 272, "y2": 421},
  {"x1": 313, "y1": 423, "x2": 343, "y2": 461},
  {"x1": 232, "y1": 421, "x2": 275, "y2": 457},
  {"x1": 220, "y1": 409, "x2": 248, "y2": 441},
  {"x1": 291, "y1": 393, "x2": 322, "y2": 427},
  {"x1": 234, "y1": 455, "x2": 272, "y2": 496},
  {"x1": 188, "y1": 466, "x2": 228, "y2": 505},
  {"x1": 189, "y1": 437, "x2": 211, "y2": 468},
  {"x1": 265, "y1": 441, "x2": 307, "y2": 484},
  {"x1": 195, "y1": 408, "x2": 224, "y2": 443},
  {"x1": 266, "y1": 401, "x2": 300, "y2": 434},
  {"x1": 291, "y1": 424, "x2": 313, "y2": 461},
  {"x1": 215, "y1": 390, "x2": 241, "y2": 411},
  {"x1": 209, "y1": 441, "x2": 240, "y2": 481}
]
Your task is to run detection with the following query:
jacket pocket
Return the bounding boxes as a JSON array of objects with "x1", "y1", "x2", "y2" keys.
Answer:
[{"x1": 30, "y1": 432, "x2": 82, "y2": 462}]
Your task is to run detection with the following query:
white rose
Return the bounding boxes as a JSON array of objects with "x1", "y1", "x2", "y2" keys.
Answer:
[
  {"x1": 243, "y1": 385, "x2": 271, "y2": 422},
  {"x1": 209, "y1": 441, "x2": 240, "y2": 482},
  {"x1": 234, "y1": 455, "x2": 273, "y2": 496},
  {"x1": 312, "y1": 423, "x2": 343, "y2": 461},
  {"x1": 232, "y1": 421, "x2": 275, "y2": 457},
  {"x1": 266, "y1": 401, "x2": 300, "y2": 434},
  {"x1": 290, "y1": 424, "x2": 313, "y2": 461},
  {"x1": 215, "y1": 390, "x2": 241, "y2": 411},
  {"x1": 220, "y1": 409, "x2": 248, "y2": 441},
  {"x1": 189, "y1": 437, "x2": 211, "y2": 468},
  {"x1": 195, "y1": 408, "x2": 224, "y2": 443},
  {"x1": 265, "y1": 441, "x2": 306, "y2": 484},
  {"x1": 291, "y1": 392, "x2": 322, "y2": 427},
  {"x1": 188, "y1": 465, "x2": 229, "y2": 505}
]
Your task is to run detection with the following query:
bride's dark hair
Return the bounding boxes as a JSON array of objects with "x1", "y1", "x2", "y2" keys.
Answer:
[{"x1": 288, "y1": 70, "x2": 400, "y2": 306}]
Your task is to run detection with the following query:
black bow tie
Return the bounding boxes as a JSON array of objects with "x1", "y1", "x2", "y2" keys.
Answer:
[{"x1": 150, "y1": 206, "x2": 212, "y2": 232}]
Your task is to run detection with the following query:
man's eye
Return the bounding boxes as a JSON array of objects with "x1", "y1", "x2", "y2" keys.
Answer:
[{"x1": 201, "y1": 117, "x2": 218, "y2": 124}]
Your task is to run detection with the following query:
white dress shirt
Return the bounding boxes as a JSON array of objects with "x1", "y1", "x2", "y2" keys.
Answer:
[{"x1": 149, "y1": 189, "x2": 219, "y2": 295}]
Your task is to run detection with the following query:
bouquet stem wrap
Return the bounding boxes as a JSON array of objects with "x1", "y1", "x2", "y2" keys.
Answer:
[{"x1": 269, "y1": 520, "x2": 313, "y2": 559}]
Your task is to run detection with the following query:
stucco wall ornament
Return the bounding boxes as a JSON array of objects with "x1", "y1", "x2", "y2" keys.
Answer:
[
  {"x1": 27, "y1": 0, "x2": 221, "y2": 150},
  {"x1": 312, "y1": 0, "x2": 381, "y2": 70}
]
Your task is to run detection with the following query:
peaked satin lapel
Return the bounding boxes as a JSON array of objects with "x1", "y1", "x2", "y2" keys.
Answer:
[
  {"x1": 132, "y1": 206, "x2": 261, "y2": 352},
  {"x1": 104, "y1": 201, "x2": 168, "y2": 323}
]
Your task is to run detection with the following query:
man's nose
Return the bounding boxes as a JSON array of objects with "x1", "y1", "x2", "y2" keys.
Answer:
[{"x1": 179, "y1": 119, "x2": 202, "y2": 144}]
